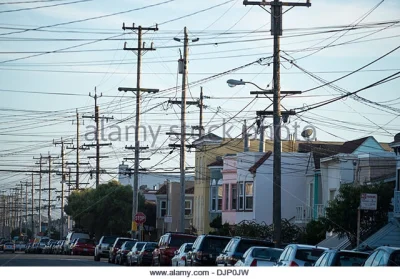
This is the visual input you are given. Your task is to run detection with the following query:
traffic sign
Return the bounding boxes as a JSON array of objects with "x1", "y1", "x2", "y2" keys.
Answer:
[
  {"x1": 131, "y1": 221, "x2": 137, "y2": 231},
  {"x1": 360, "y1": 193, "x2": 377, "y2": 210},
  {"x1": 134, "y1": 212, "x2": 146, "y2": 224}
]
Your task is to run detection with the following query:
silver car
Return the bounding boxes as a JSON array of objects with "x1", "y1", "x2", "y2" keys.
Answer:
[
  {"x1": 275, "y1": 244, "x2": 328, "y2": 267},
  {"x1": 235, "y1": 246, "x2": 283, "y2": 267},
  {"x1": 171, "y1": 243, "x2": 193, "y2": 266}
]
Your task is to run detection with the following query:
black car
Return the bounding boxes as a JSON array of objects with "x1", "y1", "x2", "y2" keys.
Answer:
[
  {"x1": 314, "y1": 249, "x2": 369, "y2": 266},
  {"x1": 116, "y1": 240, "x2": 137, "y2": 265},
  {"x1": 216, "y1": 237, "x2": 274, "y2": 266},
  {"x1": 187, "y1": 235, "x2": 231, "y2": 266},
  {"x1": 108, "y1": 237, "x2": 134, "y2": 264},
  {"x1": 138, "y1": 242, "x2": 158, "y2": 266}
]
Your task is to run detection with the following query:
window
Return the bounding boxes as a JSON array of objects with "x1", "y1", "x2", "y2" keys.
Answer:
[
  {"x1": 371, "y1": 250, "x2": 385, "y2": 266},
  {"x1": 239, "y1": 182, "x2": 244, "y2": 210},
  {"x1": 319, "y1": 252, "x2": 329, "y2": 266},
  {"x1": 218, "y1": 185, "x2": 223, "y2": 211},
  {"x1": 224, "y1": 184, "x2": 229, "y2": 210},
  {"x1": 211, "y1": 186, "x2": 217, "y2": 211},
  {"x1": 364, "y1": 251, "x2": 378, "y2": 266},
  {"x1": 245, "y1": 182, "x2": 253, "y2": 210},
  {"x1": 185, "y1": 200, "x2": 192, "y2": 216},
  {"x1": 160, "y1": 200, "x2": 167, "y2": 217},
  {"x1": 314, "y1": 252, "x2": 327, "y2": 266},
  {"x1": 231, "y1": 184, "x2": 237, "y2": 210},
  {"x1": 329, "y1": 190, "x2": 336, "y2": 201}
]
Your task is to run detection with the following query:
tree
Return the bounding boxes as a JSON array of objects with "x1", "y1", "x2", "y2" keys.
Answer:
[
  {"x1": 322, "y1": 182, "x2": 393, "y2": 247},
  {"x1": 301, "y1": 220, "x2": 326, "y2": 245},
  {"x1": 209, "y1": 215, "x2": 231, "y2": 236},
  {"x1": 11, "y1": 228, "x2": 33, "y2": 240},
  {"x1": 64, "y1": 180, "x2": 149, "y2": 239}
]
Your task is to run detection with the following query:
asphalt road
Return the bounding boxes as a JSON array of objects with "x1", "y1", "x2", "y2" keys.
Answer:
[{"x1": 0, "y1": 251, "x2": 115, "y2": 266}]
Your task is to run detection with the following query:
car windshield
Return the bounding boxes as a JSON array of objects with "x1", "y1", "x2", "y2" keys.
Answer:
[
  {"x1": 336, "y1": 252, "x2": 369, "y2": 266},
  {"x1": 144, "y1": 243, "x2": 157, "y2": 250},
  {"x1": 169, "y1": 235, "x2": 197, "y2": 248},
  {"x1": 123, "y1": 241, "x2": 136, "y2": 250},
  {"x1": 116, "y1": 238, "x2": 132, "y2": 247},
  {"x1": 201, "y1": 237, "x2": 230, "y2": 253},
  {"x1": 252, "y1": 248, "x2": 282, "y2": 260},
  {"x1": 135, "y1": 242, "x2": 146, "y2": 251},
  {"x1": 237, "y1": 240, "x2": 273, "y2": 254},
  {"x1": 295, "y1": 248, "x2": 325, "y2": 263},
  {"x1": 103, "y1": 236, "x2": 117, "y2": 244},
  {"x1": 78, "y1": 239, "x2": 95, "y2": 245}
]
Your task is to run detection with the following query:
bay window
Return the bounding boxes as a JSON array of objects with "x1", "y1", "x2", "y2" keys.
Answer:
[
  {"x1": 224, "y1": 184, "x2": 229, "y2": 210},
  {"x1": 160, "y1": 200, "x2": 167, "y2": 217},
  {"x1": 231, "y1": 183, "x2": 237, "y2": 210},
  {"x1": 210, "y1": 184, "x2": 223, "y2": 212},
  {"x1": 245, "y1": 182, "x2": 253, "y2": 210},
  {"x1": 185, "y1": 200, "x2": 192, "y2": 216}
]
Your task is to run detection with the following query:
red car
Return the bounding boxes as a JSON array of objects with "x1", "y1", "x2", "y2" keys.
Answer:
[
  {"x1": 152, "y1": 233, "x2": 197, "y2": 266},
  {"x1": 71, "y1": 238, "x2": 96, "y2": 256}
]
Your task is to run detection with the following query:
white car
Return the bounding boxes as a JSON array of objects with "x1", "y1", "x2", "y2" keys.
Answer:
[
  {"x1": 171, "y1": 243, "x2": 193, "y2": 266},
  {"x1": 127, "y1": 242, "x2": 146, "y2": 266},
  {"x1": 235, "y1": 246, "x2": 283, "y2": 267},
  {"x1": 3, "y1": 242, "x2": 15, "y2": 253},
  {"x1": 275, "y1": 244, "x2": 328, "y2": 267}
]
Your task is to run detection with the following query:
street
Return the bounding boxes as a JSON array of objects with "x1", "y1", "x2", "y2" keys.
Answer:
[{"x1": 0, "y1": 252, "x2": 112, "y2": 266}]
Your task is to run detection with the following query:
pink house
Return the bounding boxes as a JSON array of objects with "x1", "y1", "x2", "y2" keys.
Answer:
[{"x1": 221, "y1": 154, "x2": 239, "y2": 224}]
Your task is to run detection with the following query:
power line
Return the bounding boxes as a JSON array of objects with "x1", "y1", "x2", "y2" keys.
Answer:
[{"x1": 0, "y1": 0, "x2": 91, "y2": 14}]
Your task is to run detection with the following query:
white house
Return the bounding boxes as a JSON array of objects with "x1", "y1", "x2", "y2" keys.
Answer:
[{"x1": 221, "y1": 151, "x2": 311, "y2": 225}]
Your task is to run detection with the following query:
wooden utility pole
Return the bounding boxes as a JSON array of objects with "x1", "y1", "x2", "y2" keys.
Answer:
[
  {"x1": 119, "y1": 22, "x2": 158, "y2": 240},
  {"x1": 33, "y1": 155, "x2": 47, "y2": 233},
  {"x1": 46, "y1": 153, "x2": 58, "y2": 235},
  {"x1": 31, "y1": 173, "x2": 34, "y2": 235},
  {"x1": 83, "y1": 89, "x2": 113, "y2": 188},
  {"x1": 244, "y1": 0, "x2": 311, "y2": 247},
  {"x1": 166, "y1": 27, "x2": 199, "y2": 232},
  {"x1": 54, "y1": 138, "x2": 72, "y2": 239}
]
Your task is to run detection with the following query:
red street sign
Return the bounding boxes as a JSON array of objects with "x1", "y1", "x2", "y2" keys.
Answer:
[{"x1": 134, "y1": 212, "x2": 146, "y2": 224}]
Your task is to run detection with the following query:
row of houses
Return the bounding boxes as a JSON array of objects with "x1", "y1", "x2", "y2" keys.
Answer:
[{"x1": 119, "y1": 132, "x2": 400, "y2": 246}]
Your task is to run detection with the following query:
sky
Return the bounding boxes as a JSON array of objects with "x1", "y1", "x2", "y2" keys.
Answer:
[{"x1": 0, "y1": 0, "x2": 399, "y2": 219}]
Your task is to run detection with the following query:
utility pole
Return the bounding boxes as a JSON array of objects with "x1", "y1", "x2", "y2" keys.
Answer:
[
  {"x1": 167, "y1": 27, "x2": 199, "y2": 232},
  {"x1": 46, "y1": 153, "x2": 59, "y2": 236},
  {"x1": 243, "y1": 0, "x2": 311, "y2": 247},
  {"x1": 33, "y1": 155, "x2": 47, "y2": 233},
  {"x1": 31, "y1": 173, "x2": 34, "y2": 235},
  {"x1": 83, "y1": 89, "x2": 113, "y2": 188},
  {"x1": 54, "y1": 138, "x2": 72, "y2": 239},
  {"x1": 66, "y1": 110, "x2": 89, "y2": 190},
  {"x1": 119, "y1": 22, "x2": 158, "y2": 240}
]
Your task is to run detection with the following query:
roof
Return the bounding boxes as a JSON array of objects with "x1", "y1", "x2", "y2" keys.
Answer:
[
  {"x1": 207, "y1": 159, "x2": 223, "y2": 167},
  {"x1": 317, "y1": 234, "x2": 351, "y2": 250},
  {"x1": 339, "y1": 136, "x2": 370, "y2": 154},
  {"x1": 359, "y1": 218, "x2": 400, "y2": 249},
  {"x1": 298, "y1": 143, "x2": 341, "y2": 170},
  {"x1": 248, "y1": 151, "x2": 272, "y2": 174},
  {"x1": 156, "y1": 184, "x2": 194, "y2": 195}
]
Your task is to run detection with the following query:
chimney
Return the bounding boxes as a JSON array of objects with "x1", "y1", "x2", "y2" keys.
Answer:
[{"x1": 243, "y1": 120, "x2": 249, "y2": 152}]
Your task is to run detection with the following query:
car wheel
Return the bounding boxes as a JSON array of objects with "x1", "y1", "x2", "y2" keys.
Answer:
[{"x1": 94, "y1": 254, "x2": 100, "y2": 262}]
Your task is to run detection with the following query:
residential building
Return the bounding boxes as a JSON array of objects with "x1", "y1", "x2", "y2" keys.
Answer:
[
  {"x1": 295, "y1": 136, "x2": 395, "y2": 224},
  {"x1": 192, "y1": 133, "x2": 298, "y2": 234},
  {"x1": 208, "y1": 158, "x2": 223, "y2": 225},
  {"x1": 220, "y1": 151, "x2": 311, "y2": 225},
  {"x1": 155, "y1": 180, "x2": 194, "y2": 238}
]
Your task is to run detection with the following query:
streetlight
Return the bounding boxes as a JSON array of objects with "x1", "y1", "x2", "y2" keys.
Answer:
[
  {"x1": 227, "y1": 78, "x2": 283, "y2": 247},
  {"x1": 226, "y1": 79, "x2": 267, "y2": 91}
]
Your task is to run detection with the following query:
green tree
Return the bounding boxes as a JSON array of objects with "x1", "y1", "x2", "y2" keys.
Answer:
[
  {"x1": 302, "y1": 220, "x2": 326, "y2": 245},
  {"x1": 64, "y1": 180, "x2": 148, "y2": 239},
  {"x1": 209, "y1": 215, "x2": 231, "y2": 236},
  {"x1": 322, "y1": 182, "x2": 393, "y2": 248}
]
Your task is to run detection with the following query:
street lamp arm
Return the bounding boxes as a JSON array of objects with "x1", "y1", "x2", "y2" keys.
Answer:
[{"x1": 244, "y1": 81, "x2": 266, "y2": 91}]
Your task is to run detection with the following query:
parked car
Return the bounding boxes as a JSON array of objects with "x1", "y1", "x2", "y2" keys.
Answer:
[
  {"x1": 116, "y1": 240, "x2": 137, "y2": 266},
  {"x1": 275, "y1": 244, "x2": 328, "y2": 267},
  {"x1": 187, "y1": 235, "x2": 231, "y2": 266},
  {"x1": 54, "y1": 240, "x2": 65, "y2": 254},
  {"x1": 216, "y1": 237, "x2": 274, "y2": 266},
  {"x1": 108, "y1": 237, "x2": 134, "y2": 264},
  {"x1": 71, "y1": 238, "x2": 96, "y2": 256},
  {"x1": 153, "y1": 232, "x2": 197, "y2": 266},
  {"x1": 127, "y1": 241, "x2": 146, "y2": 266},
  {"x1": 36, "y1": 237, "x2": 50, "y2": 254},
  {"x1": 314, "y1": 249, "x2": 369, "y2": 267},
  {"x1": 15, "y1": 242, "x2": 27, "y2": 251},
  {"x1": 3, "y1": 242, "x2": 15, "y2": 253},
  {"x1": 25, "y1": 243, "x2": 31, "y2": 253},
  {"x1": 363, "y1": 246, "x2": 400, "y2": 266},
  {"x1": 138, "y1": 242, "x2": 158, "y2": 266},
  {"x1": 64, "y1": 231, "x2": 90, "y2": 254},
  {"x1": 171, "y1": 243, "x2": 193, "y2": 266},
  {"x1": 67, "y1": 239, "x2": 79, "y2": 255},
  {"x1": 43, "y1": 240, "x2": 57, "y2": 254},
  {"x1": 235, "y1": 246, "x2": 283, "y2": 267},
  {"x1": 94, "y1": 235, "x2": 118, "y2": 261},
  {"x1": 0, "y1": 239, "x2": 11, "y2": 251}
]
